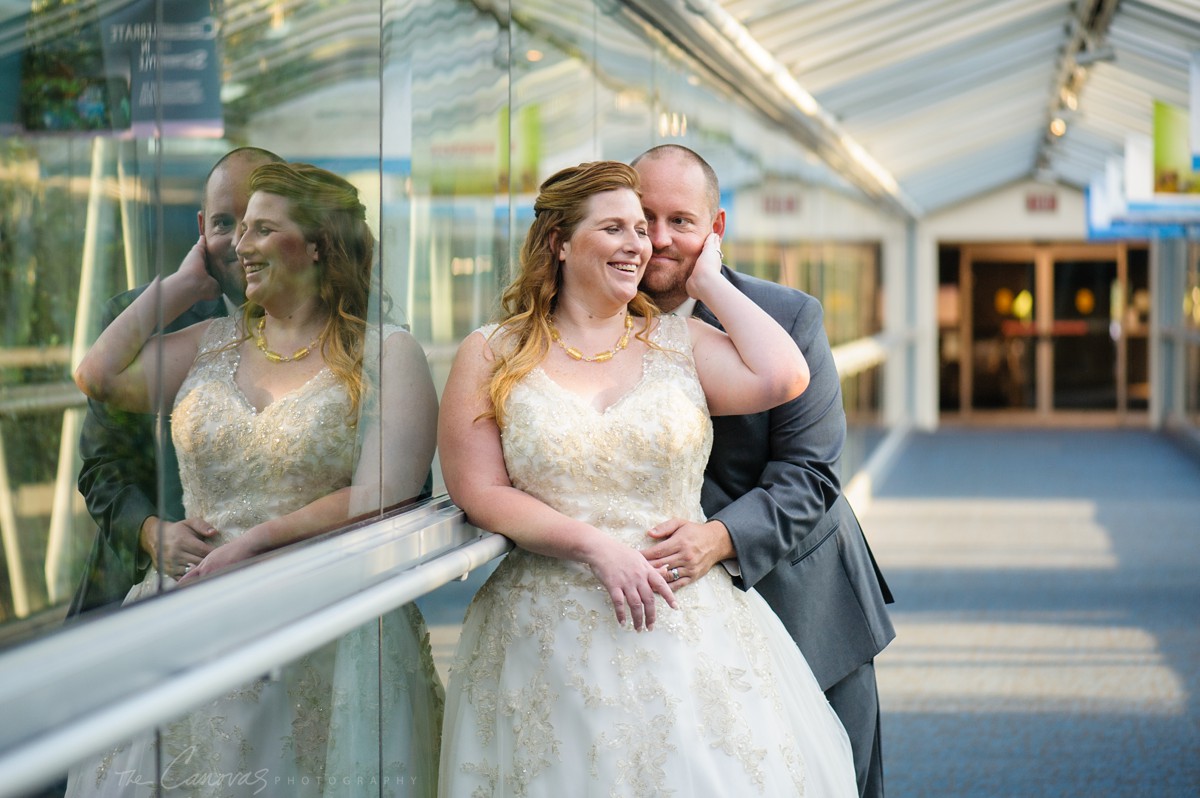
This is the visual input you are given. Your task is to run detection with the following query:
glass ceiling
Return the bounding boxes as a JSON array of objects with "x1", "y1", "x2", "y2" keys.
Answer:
[{"x1": 712, "y1": 0, "x2": 1200, "y2": 214}]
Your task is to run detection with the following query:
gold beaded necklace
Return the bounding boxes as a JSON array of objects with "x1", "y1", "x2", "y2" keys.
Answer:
[
  {"x1": 548, "y1": 312, "x2": 633, "y2": 363},
  {"x1": 254, "y1": 316, "x2": 322, "y2": 363}
]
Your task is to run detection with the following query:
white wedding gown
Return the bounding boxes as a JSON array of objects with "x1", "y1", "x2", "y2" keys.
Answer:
[
  {"x1": 439, "y1": 315, "x2": 856, "y2": 797},
  {"x1": 66, "y1": 317, "x2": 444, "y2": 798}
]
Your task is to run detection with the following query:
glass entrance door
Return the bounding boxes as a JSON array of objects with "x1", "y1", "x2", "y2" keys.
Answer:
[
  {"x1": 950, "y1": 243, "x2": 1148, "y2": 421},
  {"x1": 1052, "y1": 257, "x2": 1117, "y2": 410},
  {"x1": 966, "y1": 258, "x2": 1037, "y2": 410}
]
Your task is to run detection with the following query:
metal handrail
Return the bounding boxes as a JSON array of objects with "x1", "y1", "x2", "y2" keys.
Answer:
[
  {"x1": 830, "y1": 333, "x2": 890, "y2": 379},
  {"x1": 0, "y1": 498, "x2": 511, "y2": 798},
  {"x1": 0, "y1": 383, "x2": 84, "y2": 416}
]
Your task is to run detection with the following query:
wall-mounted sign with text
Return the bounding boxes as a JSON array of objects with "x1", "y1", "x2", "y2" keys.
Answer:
[
  {"x1": 100, "y1": 0, "x2": 223, "y2": 137},
  {"x1": 12, "y1": 0, "x2": 222, "y2": 137},
  {"x1": 1025, "y1": 191, "x2": 1057, "y2": 213}
]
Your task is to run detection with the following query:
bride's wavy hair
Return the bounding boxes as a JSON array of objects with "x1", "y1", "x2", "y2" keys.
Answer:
[
  {"x1": 241, "y1": 162, "x2": 377, "y2": 417},
  {"x1": 487, "y1": 160, "x2": 659, "y2": 426}
]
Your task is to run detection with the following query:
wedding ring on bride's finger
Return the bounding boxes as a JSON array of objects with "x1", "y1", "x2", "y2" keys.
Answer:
[
  {"x1": 669, "y1": 567, "x2": 680, "y2": 582},
  {"x1": 183, "y1": 563, "x2": 193, "y2": 575}
]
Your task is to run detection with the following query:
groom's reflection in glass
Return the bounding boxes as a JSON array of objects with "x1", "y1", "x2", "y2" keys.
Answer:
[{"x1": 70, "y1": 146, "x2": 283, "y2": 618}]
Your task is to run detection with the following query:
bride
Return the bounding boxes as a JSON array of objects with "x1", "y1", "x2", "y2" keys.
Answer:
[
  {"x1": 437, "y1": 160, "x2": 856, "y2": 796},
  {"x1": 68, "y1": 162, "x2": 443, "y2": 796}
]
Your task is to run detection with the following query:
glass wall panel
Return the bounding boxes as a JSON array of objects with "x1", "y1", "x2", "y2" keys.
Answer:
[
  {"x1": 59, "y1": 603, "x2": 445, "y2": 797},
  {"x1": 1190, "y1": 244, "x2": 1200, "y2": 425},
  {"x1": 842, "y1": 366, "x2": 885, "y2": 478},
  {"x1": 724, "y1": 238, "x2": 885, "y2": 464},
  {"x1": 312, "y1": 607, "x2": 444, "y2": 797},
  {"x1": 5, "y1": 3, "x2": 904, "y2": 791},
  {"x1": 1126, "y1": 246, "x2": 1150, "y2": 412},
  {"x1": 592, "y1": 2, "x2": 655, "y2": 161},
  {"x1": 29, "y1": 2, "x2": 445, "y2": 793},
  {"x1": 1189, "y1": 240, "x2": 1200, "y2": 336},
  {"x1": 938, "y1": 244, "x2": 962, "y2": 412},
  {"x1": 385, "y1": 0, "x2": 509, "y2": 493},
  {"x1": 971, "y1": 260, "x2": 1037, "y2": 411},
  {"x1": 725, "y1": 240, "x2": 882, "y2": 347},
  {"x1": 1189, "y1": 341, "x2": 1200, "y2": 427},
  {"x1": 1052, "y1": 259, "x2": 1117, "y2": 411},
  {"x1": 0, "y1": 136, "x2": 108, "y2": 641},
  {"x1": 512, "y1": 1, "x2": 599, "y2": 171},
  {"x1": 2, "y1": 4, "x2": 237, "y2": 643},
  {"x1": 0, "y1": 0, "x2": 463, "y2": 647}
]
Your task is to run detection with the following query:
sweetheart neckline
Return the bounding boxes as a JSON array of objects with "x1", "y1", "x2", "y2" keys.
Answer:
[
  {"x1": 228, "y1": 345, "x2": 334, "y2": 416},
  {"x1": 530, "y1": 358, "x2": 651, "y2": 416}
]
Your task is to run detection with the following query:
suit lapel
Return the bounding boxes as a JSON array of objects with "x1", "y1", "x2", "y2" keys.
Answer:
[{"x1": 692, "y1": 301, "x2": 722, "y2": 331}]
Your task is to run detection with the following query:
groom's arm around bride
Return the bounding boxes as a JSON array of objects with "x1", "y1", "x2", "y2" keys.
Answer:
[{"x1": 634, "y1": 144, "x2": 895, "y2": 798}]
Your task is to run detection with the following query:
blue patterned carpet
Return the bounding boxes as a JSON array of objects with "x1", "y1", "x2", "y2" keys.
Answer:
[{"x1": 866, "y1": 428, "x2": 1200, "y2": 797}]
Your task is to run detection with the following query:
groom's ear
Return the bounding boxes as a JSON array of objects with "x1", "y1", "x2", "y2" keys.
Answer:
[{"x1": 711, "y1": 209, "x2": 726, "y2": 237}]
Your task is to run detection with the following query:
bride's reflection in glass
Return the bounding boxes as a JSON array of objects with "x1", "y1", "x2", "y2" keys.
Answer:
[
  {"x1": 66, "y1": 162, "x2": 443, "y2": 797},
  {"x1": 70, "y1": 147, "x2": 283, "y2": 618}
]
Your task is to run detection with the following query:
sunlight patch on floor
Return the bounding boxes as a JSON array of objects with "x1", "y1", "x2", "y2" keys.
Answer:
[
  {"x1": 868, "y1": 498, "x2": 1118, "y2": 570},
  {"x1": 878, "y1": 617, "x2": 1187, "y2": 715}
]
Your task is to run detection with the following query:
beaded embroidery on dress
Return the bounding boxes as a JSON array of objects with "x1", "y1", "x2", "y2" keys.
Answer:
[
  {"x1": 66, "y1": 317, "x2": 444, "y2": 798},
  {"x1": 438, "y1": 314, "x2": 856, "y2": 797}
]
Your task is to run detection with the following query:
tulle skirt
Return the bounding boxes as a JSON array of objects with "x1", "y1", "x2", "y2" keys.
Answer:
[{"x1": 438, "y1": 549, "x2": 856, "y2": 797}]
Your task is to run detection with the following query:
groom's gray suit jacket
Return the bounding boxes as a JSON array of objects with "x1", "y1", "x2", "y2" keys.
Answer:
[{"x1": 696, "y1": 267, "x2": 894, "y2": 691}]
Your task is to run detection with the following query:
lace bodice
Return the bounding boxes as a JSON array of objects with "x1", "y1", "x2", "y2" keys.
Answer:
[
  {"x1": 171, "y1": 316, "x2": 358, "y2": 540},
  {"x1": 494, "y1": 313, "x2": 711, "y2": 546}
]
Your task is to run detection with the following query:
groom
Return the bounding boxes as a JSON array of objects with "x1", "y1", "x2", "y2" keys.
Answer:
[{"x1": 634, "y1": 144, "x2": 895, "y2": 798}]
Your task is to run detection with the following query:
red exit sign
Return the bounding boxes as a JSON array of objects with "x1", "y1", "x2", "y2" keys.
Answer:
[
  {"x1": 762, "y1": 194, "x2": 799, "y2": 214},
  {"x1": 1026, "y1": 191, "x2": 1057, "y2": 212}
]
